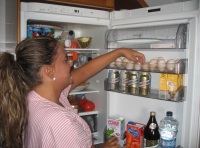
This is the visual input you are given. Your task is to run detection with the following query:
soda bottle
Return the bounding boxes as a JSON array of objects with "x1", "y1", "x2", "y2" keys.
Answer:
[
  {"x1": 144, "y1": 111, "x2": 160, "y2": 147},
  {"x1": 159, "y1": 111, "x2": 179, "y2": 148}
]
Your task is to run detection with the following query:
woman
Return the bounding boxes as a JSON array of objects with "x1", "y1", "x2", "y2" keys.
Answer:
[{"x1": 0, "y1": 37, "x2": 145, "y2": 148}]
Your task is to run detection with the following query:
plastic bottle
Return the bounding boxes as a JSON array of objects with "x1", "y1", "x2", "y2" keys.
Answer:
[
  {"x1": 60, "y1": 28, "x2": 70, "y2": 47},
  {"x1": 159, "y1": 111, "x2": 179, "y2": 148},
  {"x1": 144, "y1": 111, "x2": 160, "y2": 148},
  {"x1": 68, "y1": 30, "x2": 80, "y2": 48}
]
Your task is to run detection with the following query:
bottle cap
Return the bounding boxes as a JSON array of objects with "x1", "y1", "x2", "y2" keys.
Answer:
[
  {"x1": 119, "y1": 117, "x2": 124, "y2": 121},
  {"x1": 150, "y1": 111, "x2": 155, "y2": 116},
  {"x1": 167, "y1": 111, "x2": 173, "y2": 116},
  {"x1": 128, "y1": 121, "x2": 134, "y2": 125}
]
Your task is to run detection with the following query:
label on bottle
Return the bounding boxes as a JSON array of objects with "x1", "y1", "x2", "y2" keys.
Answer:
[
  {"x1": 149, "y1": 123, "x2": 157, "y2": 129},
  {"x1": 144, "y1": 139, "x2": 159, "y2": 147},
  {"x1": 160, "y1": 138, "x2": 176, "y2": 148}
]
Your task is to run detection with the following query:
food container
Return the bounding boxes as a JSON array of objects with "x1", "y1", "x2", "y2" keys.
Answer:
[{"x1": 77, "y1": 37, "x2": 92, "y2": 48}]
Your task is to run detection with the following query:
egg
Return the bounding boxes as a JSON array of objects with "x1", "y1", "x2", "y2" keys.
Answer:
[
  {"x1": 149, "y1": 59, "x2": 157, "y2": 71},
  {"x1": 149, "y1": 59, "x2": 157, "y2": 65},
  {"x1": 109, "y1": 61, "x2": 116, "y2": 68},
  {"x1": 142, "y1": 62, "x2": 149, "y2": 71},
  {"x1": 135, "y1": 62, "x2": 142, "y2": 70},
  {"x1": 115, "y1": 57, "x2": 123, "y2": 68},
  {"x1": 166, "y1": 59, "x2": 175, "y2": 72},
  {"x1": 157, "y1": 57, "x2": 165, "y2": 61},
  {"x1": 158, "y1": 59, "x2": 166, "y2": 72},
  {"x1": 122, "y1": 58, "x2": 130, "y2": 68},
  {"x1": 126, "y1": 61, "x2": 134, "y2": 69}
]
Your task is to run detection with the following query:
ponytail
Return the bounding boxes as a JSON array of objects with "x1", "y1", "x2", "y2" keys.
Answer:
[{"x1": 0, "y1": 52, "x2": 28, "y2": 148}]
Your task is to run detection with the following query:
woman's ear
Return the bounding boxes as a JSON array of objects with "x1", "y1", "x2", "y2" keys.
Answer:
[{"x1": 42, "y1": 65, "x2": 55, "y2": 79}]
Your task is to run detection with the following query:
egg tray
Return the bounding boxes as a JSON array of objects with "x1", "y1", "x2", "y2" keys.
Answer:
[{"x1": 107, "y1": 59, "x2": 187, "y2": 74}]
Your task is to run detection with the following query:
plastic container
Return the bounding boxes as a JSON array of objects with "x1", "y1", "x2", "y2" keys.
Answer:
[{"x1": 159, "y1": 111, "x2": 179, "y2": 148}]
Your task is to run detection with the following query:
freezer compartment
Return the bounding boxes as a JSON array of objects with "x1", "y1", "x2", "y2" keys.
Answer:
[
  {"x1": 104, "y1": 78, "x2": 185, "y2": 102},
  {"x1": 106, "y1": 24, "x2": 187, "y2": 49},
  {"x1": 107, "y1": 59, "x2": 187, "y2": 74}
]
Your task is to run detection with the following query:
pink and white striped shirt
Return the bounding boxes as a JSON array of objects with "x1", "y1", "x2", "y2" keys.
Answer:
[{"x1": 25, "y1": 86, "x2": 92, "y2": 148}]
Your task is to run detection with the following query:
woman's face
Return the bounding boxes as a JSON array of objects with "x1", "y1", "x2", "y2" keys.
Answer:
[{"x1": 53, "y1": 44, "x2": 73, "y2": 89}]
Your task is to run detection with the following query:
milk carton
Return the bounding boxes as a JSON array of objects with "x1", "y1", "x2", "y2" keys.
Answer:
[{"x1": 106, "y1": 117, "x2": 126, "y2": 147}]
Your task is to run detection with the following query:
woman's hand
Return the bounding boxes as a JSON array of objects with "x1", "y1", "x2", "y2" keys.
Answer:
[
  {"x1": 101, "y1": 136, "x2": 120, "y2": 148},
  {"x1": 117, "y1": 48, "x2": 146, "y2": 64}
]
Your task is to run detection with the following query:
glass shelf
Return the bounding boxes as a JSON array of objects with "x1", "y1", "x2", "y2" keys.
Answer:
[
  {"x1": 65, "y1": 48, "x2": 99, "y2": 54},
  {"x1": 104, "y1": 79, "x2": 185, "y2": 102},
  {"x1": 69, "y1": 89, "x2": 99, "y2": 95},
  {"x1": 79, "y1": 110, "x2": 98, "y2": 116}
]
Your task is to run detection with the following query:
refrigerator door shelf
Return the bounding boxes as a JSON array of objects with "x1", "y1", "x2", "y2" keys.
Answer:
[
  {"x1": 106, "y1": 59, "x2": 187, "y2": 74},
  {"x1": 106, "y1": 24, "x2": 187, "y2": 49},
  {"x1": 104, "y1": 78, "x2": 185, "y2": 102}
]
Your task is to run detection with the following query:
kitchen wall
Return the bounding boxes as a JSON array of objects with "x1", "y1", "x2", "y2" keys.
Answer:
[{"x1": 0, "y1": 0, "x2": 17, "y2": 53}]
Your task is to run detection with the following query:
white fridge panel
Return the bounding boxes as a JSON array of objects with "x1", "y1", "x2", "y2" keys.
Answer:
[
  {"x1": 107, "y1": 91, "x2": 183, "y2": 145},
  {"x1": 111, "y1": 1, "x2": 198, "y2": 21}
]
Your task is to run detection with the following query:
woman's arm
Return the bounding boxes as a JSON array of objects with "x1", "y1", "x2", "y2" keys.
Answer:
[{"x1": 71, "y1": 48, "x2": 145, "y2": 90}]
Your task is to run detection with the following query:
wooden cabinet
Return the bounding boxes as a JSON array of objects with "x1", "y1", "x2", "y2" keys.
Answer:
[
  {"x1": 21, "y1": 0, "x2": 115, "y2": 11},
  {"x1": 20, "y1": 0, "x2": 148, "y2": 11},
  {"x1": 46, "y1": 0, "x2": 114, "y2": 11}
]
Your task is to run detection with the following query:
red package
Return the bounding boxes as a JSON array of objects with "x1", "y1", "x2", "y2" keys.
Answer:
[{"x1": 126, "y1": 121, "x2": 145, "y2": 148}]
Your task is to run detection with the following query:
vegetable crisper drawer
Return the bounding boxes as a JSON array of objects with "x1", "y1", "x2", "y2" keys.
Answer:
[{"x1": 106, "y1": 24, "x2": 187, "y2": 49}]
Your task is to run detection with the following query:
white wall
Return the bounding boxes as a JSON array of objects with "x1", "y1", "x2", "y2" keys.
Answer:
[{"x1": 0, "y1": 0, "x2": 17, "y2": 52}]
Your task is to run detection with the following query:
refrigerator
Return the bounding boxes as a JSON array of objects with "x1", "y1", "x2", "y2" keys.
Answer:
[{"x1": 20, "y1": 1, "x2": 200, "y2": 147}]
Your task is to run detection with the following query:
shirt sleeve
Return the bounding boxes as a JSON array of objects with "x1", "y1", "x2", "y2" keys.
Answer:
[{"x1": 42, "y1": 110, "x2": 92, "y2": 148}]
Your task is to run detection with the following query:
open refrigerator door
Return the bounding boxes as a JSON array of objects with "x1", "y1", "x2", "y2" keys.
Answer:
[{"x1": 105, "y1": 1, "x2": 200, "y2": 147}]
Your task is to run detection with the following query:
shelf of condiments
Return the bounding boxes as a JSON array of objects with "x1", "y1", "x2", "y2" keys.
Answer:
[
  {"x1": 27, "y1": 25, "x2": 93, "y2": 49},
  {"x1": 105, "y1": 111, "x2": 181, "y2": 148},
  {"x1": 107, "y1": 57, "x2": 187, "y2": 74},
  {"x1": 104, "y1": 70, "x2": 185, "y2": 102}
]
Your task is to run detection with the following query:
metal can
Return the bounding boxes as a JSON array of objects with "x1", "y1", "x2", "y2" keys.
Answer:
[
  {"x1": 139, "y1": 72, "x2": 151, "y2": 96},
  {"x1": 119, "y1": 70, "x2": 129, "y2": 93},
  {"x1": 108, "y1": 70, "x2": 119, "y2": 91},
  {"x1": 128, "y1": 71, "x2": 139, "y2": 95}
]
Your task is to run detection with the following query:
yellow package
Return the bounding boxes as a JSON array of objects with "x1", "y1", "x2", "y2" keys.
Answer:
[
  {"x1": 159, "y1": 74, "x2": 168, "y2": 91},
  {"x1": 167, "y1": 74, "x2": 179, "y2": 92}
]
